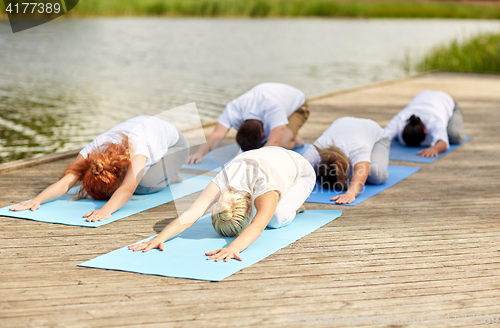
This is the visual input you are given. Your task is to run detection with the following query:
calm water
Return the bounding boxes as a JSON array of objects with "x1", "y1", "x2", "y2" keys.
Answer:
[{"x1": 0, "y1": 18, "x2": 499, "y2": 163}]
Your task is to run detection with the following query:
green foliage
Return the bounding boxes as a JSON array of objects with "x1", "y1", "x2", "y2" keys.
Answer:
[
  {"x1": 417, "y1": 33, "x2": 500, "y2": 73},
  {"x1": 2, "y1": 1, "x2": 500, "y2": 19},
  {"x1": 63, "y1": 0, "x2": 500, "y2": 19}
]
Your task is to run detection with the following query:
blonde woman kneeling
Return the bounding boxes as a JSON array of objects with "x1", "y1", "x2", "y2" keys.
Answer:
[
  {"x1": 129, "y1": 147, "x2": 316, "y2": 262},
  {"x1": 302, "y1": 117, "x2": 390, "y2": 205}
]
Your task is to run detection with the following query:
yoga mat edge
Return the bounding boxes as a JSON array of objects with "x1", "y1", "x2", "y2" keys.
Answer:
[
  {"x1": 389, "y1": 136, "x2": 472, "y2": 164},
  {"x1": 78, "y1": 209, "x2": 342, "y2": 281},
  {"x1": 306, "y1": 165, "x2": 421, "y2": 206},
  {"x1": 0, "y1": 173, "x2": 212, "y2": 227}
]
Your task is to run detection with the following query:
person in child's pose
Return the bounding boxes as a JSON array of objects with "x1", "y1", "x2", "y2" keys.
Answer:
[
  {"x1": 186, "y1": 83, "x2": 308, "y2": 164},
  {"x1": 129, "y1": 147, "x2": 316, "y2": 262},
  {"x1": 384, "y1": 90, "x2": 466, "y2": 158},
  {"x1": 302, "y1": 117, "x2": 390, "y2": 205},
  {"x1": 9, "y1": 116, "x2": 189, "y2": 222}
]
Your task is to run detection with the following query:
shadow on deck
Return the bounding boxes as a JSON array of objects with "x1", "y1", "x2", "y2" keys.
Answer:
[{"x1": 1, "y1": 72, "x2": 499, "y2": 327}]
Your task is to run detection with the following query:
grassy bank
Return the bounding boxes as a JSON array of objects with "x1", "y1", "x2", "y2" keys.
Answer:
[
  {"x1": 2, "y1": 0, "x2": 500, "y2": 18},
  {"x1": 417, "y1": 33, "x2": 500, "y2": 73}
]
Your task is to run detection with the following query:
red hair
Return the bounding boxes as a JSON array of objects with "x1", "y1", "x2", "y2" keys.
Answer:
[{"x1": 63, "y1": 135, "x2": 131, "y2": 200}]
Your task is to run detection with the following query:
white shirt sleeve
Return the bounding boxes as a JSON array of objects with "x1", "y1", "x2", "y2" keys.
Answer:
[
  {"x1": 79, "y1": 135, "x2": 110, "y2": 158},
  {"x1": 302, "y1": 145, "x2": 321, "y2": 169},
  {"x1": 217, "y1": 104, "x2": 234, "y2": 129},
  {"x1": 79, "y1": 142, "x2": 95, "y2": 159},
  {"x1": 429, "y1": 123, "x2": 450, "y2": 149},
  {"x1": 265, "y1": 103, "x2": 289, "y2": 130},
  {"x1": 384, "y1": 116, "x2": 400, "y2": 141},
  {"x1": 128, "y1": 130, "x2": 150, "y2": 159},
  {"x1": 211, "y1": 172, "x2": 226, "y2": 191},
  {"x1": 349, "y1": 145, "x2": 372, "y2": 166}
]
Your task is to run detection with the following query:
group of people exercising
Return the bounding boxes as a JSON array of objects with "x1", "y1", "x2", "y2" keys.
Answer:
[{"x1": 10, "y1": 83, "x2": 465, "y2": 262}]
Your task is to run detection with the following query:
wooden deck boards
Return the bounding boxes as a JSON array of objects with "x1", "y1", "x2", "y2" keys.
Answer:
[{"x1": 1, "y1": 72, "x2": 500, "y2": 327}]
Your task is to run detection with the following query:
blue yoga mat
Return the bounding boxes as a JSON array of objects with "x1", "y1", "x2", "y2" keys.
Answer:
[
  {"x1": 389, "y1": 136, "x2": 472, "y2": 164},
  {"x1": 78, "y1": 209, "x2": 342, "y2": 281},
  {"x1": 182, "y1": 143, "x2": 312, "y2": 172},
  {"x1": 0, "y1": 174, "x2": 213, "y2": 227},
  {"x1": 306, "y1": 165, "x2": 420, "y2": 206}
]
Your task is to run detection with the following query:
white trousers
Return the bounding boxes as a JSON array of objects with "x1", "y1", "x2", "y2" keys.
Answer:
[
  {"x1": 134, "y1": 131, "x2": 189, "y2": 195},
  {"x1": 267, "y1": 163, "x2": 316, "y2": 229}
]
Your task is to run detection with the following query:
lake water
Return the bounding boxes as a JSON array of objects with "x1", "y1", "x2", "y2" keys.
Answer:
[{"x1": 0, "y1": 18, "x2": 499, "y2": 163}]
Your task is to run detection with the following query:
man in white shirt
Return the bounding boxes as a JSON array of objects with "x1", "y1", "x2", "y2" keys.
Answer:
[
  {"x1": 186, "y1": 83, "x2": 309, "y2": 164},
  {"x1": 384, "y1": 90, "x2": 465, "y2": 157}
]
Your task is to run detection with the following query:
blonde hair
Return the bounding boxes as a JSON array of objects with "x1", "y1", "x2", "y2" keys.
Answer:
[
  {"x1": 316, "y1": 145, "x2": 349, "y2": 191},
  {"x1": 211, "y1": 188, "x2": 252, "y2": 237}
]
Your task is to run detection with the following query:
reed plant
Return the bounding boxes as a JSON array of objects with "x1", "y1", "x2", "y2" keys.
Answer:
[
  {"x1": 417, "y1": 33, "x2": 500, "y2": 73},
  {"x1": 23, "y1": 0, "x2": 500, "y2": 19}
]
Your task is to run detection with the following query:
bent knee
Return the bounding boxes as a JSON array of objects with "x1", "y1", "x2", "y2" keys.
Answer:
[
  {"x1": 273, "y1": 208, "x2": 292, "y2": 222},
  {"x1": 134, "y1": 185, "x2": 151, "y2": 195},
  {"x1": 178, "y1": 145, "x2": 190, "y2": 162},
  {"x1": 266, "y1": 218, "x2": 280, "y2": 229},
  {"x1": 367, "y1": 168, "x2": 388, "y2": 185},
  {"x1": 267, "y1": 210, "x2": 295, "y2": 229},
  {"x1": 448, "y1": 133, "x2": 465, "y2": 145}
]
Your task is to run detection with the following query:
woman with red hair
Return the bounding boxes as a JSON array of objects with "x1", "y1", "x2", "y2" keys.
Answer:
[{"x1": 10, "y1": 116, "x2": 189, "y2": 222}]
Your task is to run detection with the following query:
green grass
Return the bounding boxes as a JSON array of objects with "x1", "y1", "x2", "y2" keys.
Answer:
[
  {"x1": 3, "y1": 0, "x2": 500, "y2": 19},
  {"x1": 417, "y1": 33, "x2": 500, "y2": 73},
  {"x1": 70, "y1": 0, "x2": 500, "y2": 18}
]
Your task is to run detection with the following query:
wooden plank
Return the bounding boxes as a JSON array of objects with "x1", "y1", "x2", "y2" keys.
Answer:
[{"x1": 1, "y1": 72, "x2": 500, "y2": 327}]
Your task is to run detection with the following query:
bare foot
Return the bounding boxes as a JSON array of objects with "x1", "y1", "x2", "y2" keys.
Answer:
[
  {"x1": 168, "y1": 172, "x2": 183, "y2": 184},
  {"x1": 296, "y1": 205, "x2": 305, "y2": 214}
]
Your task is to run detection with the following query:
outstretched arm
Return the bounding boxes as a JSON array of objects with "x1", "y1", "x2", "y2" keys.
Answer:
[
  {"x1": 206, "y1": 190, "x2": 279, "y2": 262},
  {"x1": 331, "y1": 161, "x2": 369, "y2": 204},
  {"x1": 128, "y1": 182, "x2": 222, "y2": 252},
  {"x1": 9, "y1": 155, "x2": 84, "y2": 212},
  {"x1": 417, "y1": 140, "x2": 447, "y2": 158},
  {"x1": 83, "y1": 154, "x2": 146, "y2": 222},
  {"x1": 264, "y1": 125, "x2": 285, "y2": 147},
  {"x1": 186, "y1": 123, "x2": 229, "y2": 164}
]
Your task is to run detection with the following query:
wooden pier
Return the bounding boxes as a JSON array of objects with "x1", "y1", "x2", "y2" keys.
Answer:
[{"x1": 1, "y1": 72, "x2": 499, "y2": 327}]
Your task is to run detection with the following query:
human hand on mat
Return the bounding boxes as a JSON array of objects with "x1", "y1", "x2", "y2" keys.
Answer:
[
  {"x1": 128, "y1": 238, "x2": 165, "y2": 252},
  {"x1": 186, "y1": 153, "x2": 203, "y2": 164},
  {"x1": 9, "y1": 200, "x2": 40, "y2": 212},
  {"x1": 330, "y1": 162, "x2": 367, "y2": 204},
  {"x1": 417, "y1": 140, "x2": 447, "y2": 158},
  {"x1": 9, "y1": 162, "x2": 81, "y2": 212},
  {"x1": 417, "y1": 147, "x2": 439, "y2": 158},
  {"x1": 330, "y1": 192, "x2": 356, "y2": 204},
  {"x1": 84, "y1": 209, "x2": 111, "y2": 222},
  {"x1": 205, "y1": 247, "x2": 242, "y2": 262}
]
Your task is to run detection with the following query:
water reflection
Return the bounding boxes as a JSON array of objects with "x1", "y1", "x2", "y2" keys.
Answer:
[{"x1": 0, "y1": 18, "x2": 499, "y2": 163}]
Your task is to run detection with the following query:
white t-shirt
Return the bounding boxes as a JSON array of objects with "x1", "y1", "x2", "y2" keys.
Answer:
[
  {"x1": 384, "y1": 90, "x2": 455, "y2": 149},
  {"x1": 303, "y1": 117, "x2": 386, "y2": 168},
  {"x1": 218, "y1": 83, "x2": 305, "y2": 140},
  {"x1": 80, "y1": 116, "x2": 179, "y2": 175},
  {"x1": 212, "y1": 147, "x2": 312, "y2": 202}
]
